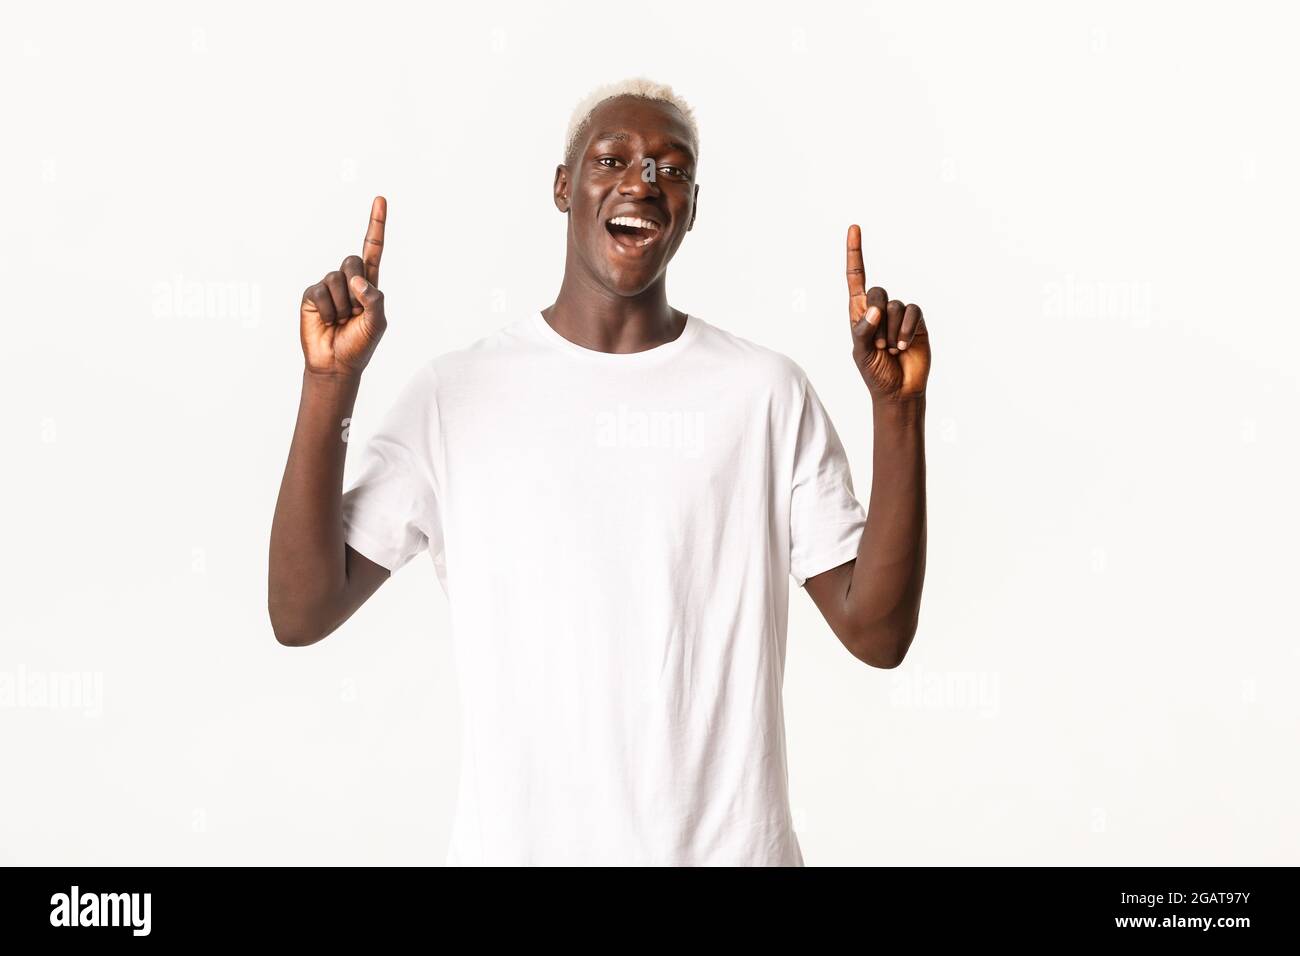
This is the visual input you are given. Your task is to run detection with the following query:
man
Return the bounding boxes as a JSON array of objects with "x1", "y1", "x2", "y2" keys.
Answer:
[{"x1": 268, "y1": 78, "x2": 930, "y2": 866}]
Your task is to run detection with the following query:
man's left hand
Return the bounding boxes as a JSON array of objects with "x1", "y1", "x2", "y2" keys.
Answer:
[{"x1": 845, "y1": 223, "x2": 931, "y2": 402}]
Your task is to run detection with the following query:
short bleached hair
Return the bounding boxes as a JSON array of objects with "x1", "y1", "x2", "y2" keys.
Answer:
[{"x1": 562, "y1": 77, "x2": 700, "y2": 167}]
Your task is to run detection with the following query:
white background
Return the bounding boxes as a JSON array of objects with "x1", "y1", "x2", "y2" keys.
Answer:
[{"x1": 3, "y1": 0, "x2": 1296, "y2": 865}]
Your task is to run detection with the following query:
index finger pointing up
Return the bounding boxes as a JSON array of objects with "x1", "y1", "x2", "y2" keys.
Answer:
[
  {"x1": 362, "y1": 195, "x2": 387, "y2": 286},
  {"x1": 845, "y1": 223, "x2": 868, "y2": 323}
]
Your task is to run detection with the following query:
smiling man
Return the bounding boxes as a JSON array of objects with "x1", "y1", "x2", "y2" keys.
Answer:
[{"x1": 268, "y1": 77, "x2": 930, "y2": 866}]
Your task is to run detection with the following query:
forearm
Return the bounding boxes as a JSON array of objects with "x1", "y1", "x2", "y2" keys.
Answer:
[
  {"x1": 846, "y1": 395, "x2": 927, "y2": 663},
  {"x1": 268, "y1": 370, "x2": 361, "y2": 642}
]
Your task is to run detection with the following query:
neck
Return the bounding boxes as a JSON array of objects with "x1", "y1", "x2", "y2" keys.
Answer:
[{"x1": 543, "y1": 257, "x2": 684, "y2": 354}]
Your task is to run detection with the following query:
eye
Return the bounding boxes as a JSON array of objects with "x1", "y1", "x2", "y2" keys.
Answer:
[
  {"x1": 596, "y1": 156, "x2": 622, "y2": 168},
  {"x1": 661, "y1": 166, "x2": 689, "y2": 179}
]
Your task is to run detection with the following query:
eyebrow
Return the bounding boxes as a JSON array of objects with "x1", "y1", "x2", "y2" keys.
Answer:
[{"x1": 591, "y1": 130, "x2": 696, "y2": 164}]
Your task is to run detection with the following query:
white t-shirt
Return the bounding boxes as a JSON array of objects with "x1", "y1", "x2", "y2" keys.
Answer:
[{"x1": 341, "y1": 311, "x2": 867, "y2": 866}]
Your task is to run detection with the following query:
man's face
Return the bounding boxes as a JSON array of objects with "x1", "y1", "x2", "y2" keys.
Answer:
[{"x1": 555, "y1": 96, "x2": 699, "y2": 296}]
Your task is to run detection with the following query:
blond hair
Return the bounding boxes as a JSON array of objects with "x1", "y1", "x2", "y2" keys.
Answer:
[{"x1": 562, "y1": 77, "x2": 699, "y2": 166}]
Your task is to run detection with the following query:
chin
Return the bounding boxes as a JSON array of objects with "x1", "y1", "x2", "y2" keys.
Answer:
[{"x1": 602, "y1": 268, "x2": 662, "y2": 297}]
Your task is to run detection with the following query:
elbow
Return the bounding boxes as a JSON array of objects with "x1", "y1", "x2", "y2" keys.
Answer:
[
  {"x1": 271, "y1": 623, "x2": 312, "y2": 648},
  {"x1": 268, "y1": 601, "x2": 324, "y2": 648},
  {"x1": 269, "y1": 615, "x2": 312, "y2": 648},
  {"x1": 849, "y1": 621, "x2": 917, "y2": 670},
  {"x1": 268, "y1": 566, "x2": 345, "y2": 646},
  {"x1": 855, "y1": 645, "x2": 908, "y2": 670},
  {"x1": 268, "y1": 574, "x2": 353, "y2": 647}
]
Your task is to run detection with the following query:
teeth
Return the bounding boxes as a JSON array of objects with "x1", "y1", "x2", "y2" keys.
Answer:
[{"x1": 608, "y1": 216, "x2": 660, "y2": 232}]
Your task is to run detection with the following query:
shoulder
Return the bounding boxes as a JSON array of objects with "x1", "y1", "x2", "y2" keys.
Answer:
[
  {"x1": 688, "y1": 314, "x2": 810, "y2": 396},
  {"x1": 393, "y1": 314, "x2": 540, "y2": 400},
  {"x1": 433, "y1": 314, "x2": 543, "y2": 370}
]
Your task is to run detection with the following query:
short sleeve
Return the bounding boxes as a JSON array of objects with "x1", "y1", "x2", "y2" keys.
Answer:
[
  {"x1": 789, "y1": 374, "x2": 867, "y2": 587},
  {"x1": 341, "y1": 361, "x2": 444, "y2": 575}
]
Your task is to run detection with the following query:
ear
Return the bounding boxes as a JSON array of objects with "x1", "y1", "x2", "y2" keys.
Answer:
[
  {"x1": 687, "y1": 183, "x2": 699, "y2": 232},
  {"x1": 553, "y1": 165, "x2": 571, "y2": 213}
]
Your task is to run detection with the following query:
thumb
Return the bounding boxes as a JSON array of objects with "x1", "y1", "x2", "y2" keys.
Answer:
[
  {"x1": 347, "y1": 275, "x2": 387, "y2": 342},
  {"x1": 349, "y1": 275, "x2": 384, "y2": 313}
]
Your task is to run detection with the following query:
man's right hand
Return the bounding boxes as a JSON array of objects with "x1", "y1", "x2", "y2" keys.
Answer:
[{"x1": 300, "y1": 196, "x2": 388, "y2": 377}]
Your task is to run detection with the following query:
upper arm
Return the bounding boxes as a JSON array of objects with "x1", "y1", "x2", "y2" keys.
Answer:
[
  {"x1": 803, "y1": 558, "x2": 911, "y2": 669},
  {"x1": 802, "y1": 557, "x2": 857, "y2": 650},
  {"x1": 277, "y1": 545, "x2": 390, "y2": 647},
  {"x1": 337, "y1": 543, "x2": 391, "y2": 625}
]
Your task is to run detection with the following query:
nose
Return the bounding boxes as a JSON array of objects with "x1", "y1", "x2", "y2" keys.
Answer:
[{"x1": 617, "y1": 159, "x2": 660, "y2": 198}]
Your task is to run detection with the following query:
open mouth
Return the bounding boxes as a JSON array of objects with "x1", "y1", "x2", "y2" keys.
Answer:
[{"x1": 605, "y1": 215, "x2": 663, "y2": 251}]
